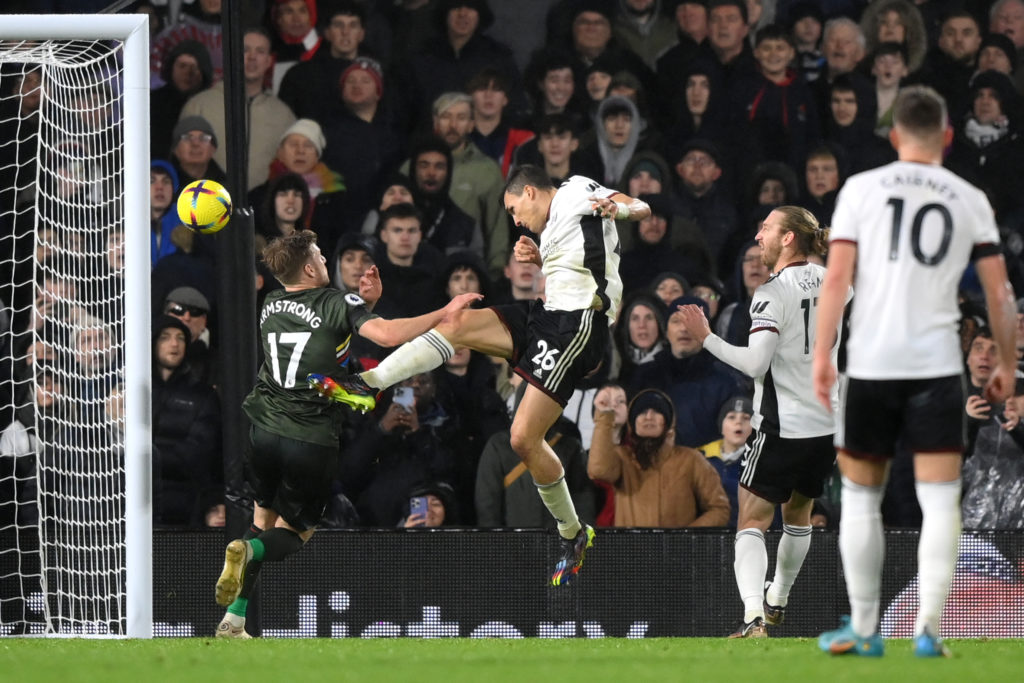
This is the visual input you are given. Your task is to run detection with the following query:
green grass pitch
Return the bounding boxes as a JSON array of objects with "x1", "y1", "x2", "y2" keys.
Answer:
[{"x1": 4, "y1": 638, "x2": 1023, "y2": 682}]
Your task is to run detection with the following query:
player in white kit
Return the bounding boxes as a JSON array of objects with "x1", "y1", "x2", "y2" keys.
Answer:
[
  {"x1": 678, "y1": 206, "x2": 849, "y2": 638},
  {"x1": 813, "y1": 86, "x2": 1017, "y2": 658},
  {"x1": 314, "y1": 165, "x2": 650, "y2": 585}
]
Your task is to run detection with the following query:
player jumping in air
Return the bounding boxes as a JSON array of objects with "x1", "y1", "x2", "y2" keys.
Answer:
[
  {"x1": 813, "y1": 85, "x2": 1017, "y2": 657},
  {"x1": 678, "y1": 206, "x2": 850, "y2": 638},
  {"x1": 311, "y1": 165, "x2": 650, "y2": 586},
  {"x1": 214, "y1": 231, "x2": 480, "y2": 638}
]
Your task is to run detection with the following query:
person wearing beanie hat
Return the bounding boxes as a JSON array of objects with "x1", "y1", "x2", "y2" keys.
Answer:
[
  {"x1": 700, "y1": 393, "x2": 754, "y2": 529},
  {"x1": 340, "y1": 57, "x2": 384, "y2": 118},
  {"x1": 170, "y1": 114, "x2": 227, "y2": 188},
  {"x1": 588, "y1": 387, "x2": 730, "y2": 527},
  {"x1": 978, "y1": 32, "x2": 1019, "y2": 75},
  {"x1": 331, "y1": 232, "x2": 375, "y2": 293},
  {"x1": 675, "y1": 205, "x2": 846, "y2": 639},
  {"x1": 180, "y1": 28, "x2": 296, "y2": 188},
  {"x1": 614, "y1": 291, "x2": 667, "y2": 386}
]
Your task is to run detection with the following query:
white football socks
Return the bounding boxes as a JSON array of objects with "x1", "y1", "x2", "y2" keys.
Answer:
[
  {"x1": 734, "y1": 528, "x2": 768, "y2": 623},
  {"x1": 839, "y1": 477, "x2": 885, "y2": 638},
  {"x1": 914, "y1": 479, "x2": 961, "y2": 638},
  {"x1": 766, "y1": 524, "x2": 812, "y2": 608},
  {"x1": 536, "y1": 475, "x2": 582, "y2": 540},
  {"x1": 362, "y1": 330, "x2": 454, "y2": 389}
]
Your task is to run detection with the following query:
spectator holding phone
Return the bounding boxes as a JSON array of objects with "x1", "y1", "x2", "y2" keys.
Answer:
[{"x1": 400, "y1": 481, "x2": 458, "y2": 527}]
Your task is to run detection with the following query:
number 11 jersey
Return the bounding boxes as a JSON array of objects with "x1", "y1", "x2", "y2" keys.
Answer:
[{"x1": 830, "y1": 160, "x2": 1000, "y2": 380}]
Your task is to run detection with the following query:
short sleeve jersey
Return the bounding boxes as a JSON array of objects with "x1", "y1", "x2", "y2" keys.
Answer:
[
  {"x1": 242, "y1": 287, "x2": 377, "y2": 447},
  {"x1": 830, "y1": 161, "x2": 1000, "y2": 379},
  {"x1": 540, "y1": 175, "x2": 623, "y2": 324},
  {"x1": 748, "y1": 262, "x2": 848, "y2": 438}
]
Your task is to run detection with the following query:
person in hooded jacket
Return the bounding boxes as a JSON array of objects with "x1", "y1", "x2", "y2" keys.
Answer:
[
  {"x1": 612, "y1": 291, "x2": 667, "y2": 387},
  {"x1": 574, "y1": 95, "x2": 645, "y2": 190},
  {"x1": 588, "y1": 387, "x2": 730, "y2": 527},
  {"x1": 618, "y1": 193, "x2": 703, "y2": 295},
  {"x1": 150, "y1": 40, "x2": 213, "y2": 159},
  {"x1": 150, "y1": 159, "x2": 183, "y2": 268}
]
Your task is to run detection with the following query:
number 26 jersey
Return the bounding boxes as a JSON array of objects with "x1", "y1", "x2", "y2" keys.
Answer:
[{"x1": 830, "y1": 160, "x2": 1000, "y2": 380}]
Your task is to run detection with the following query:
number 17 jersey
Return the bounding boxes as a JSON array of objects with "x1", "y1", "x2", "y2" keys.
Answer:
[
  {"x1": 829, "y1": 160, "x2": 1000, "y2": 380},
  {"x1": 243, "y1": 287, "x2": 376, "y2": 447}
]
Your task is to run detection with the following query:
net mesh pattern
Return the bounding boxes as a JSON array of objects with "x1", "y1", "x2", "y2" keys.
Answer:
[{"x1": 0, "y1": 38, "x2": 127, "y2": 636}]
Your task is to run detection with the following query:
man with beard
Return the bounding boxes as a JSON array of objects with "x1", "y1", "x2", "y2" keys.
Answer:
[
  {"x1": 406, "y1": 136, "x2": 481, "y2": 256},
  {"x1": 588, "y1": 387, "x2": 729, "y2": 527},
  {"x1": 677, "y1": 206, "x2": 849, "y2": 639}
]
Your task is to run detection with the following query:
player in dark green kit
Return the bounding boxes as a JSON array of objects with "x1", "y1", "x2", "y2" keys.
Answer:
[{"x1": 214, "y1": 230, "x2": 481, "y2": 638}]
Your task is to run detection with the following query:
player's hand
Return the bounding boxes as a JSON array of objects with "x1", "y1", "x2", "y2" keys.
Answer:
[
  {"x1": 811, "y1": 353, "x2": 836, "y2": 413},
  {"x1": 358, "y1": 265, "x2": 382, "y2": 305},
  {"x1": 984, "y1": 362, "x2": 1015, "y2": 404},
  {"x1": 965, "y1": 394, "x2": 991, "y2": 420},
  {"x1": 513, "y1": 235, "x2": 542, "y2": 267},
  {"x1": 589, "y1": 196, "x2": 618, "y2": 219},
  {"x1": 442, "y1": 292, "x2": 484, "y2": 322},
  {"x1": 676, "y1": 304, "x2": 711, "y2": 344}
]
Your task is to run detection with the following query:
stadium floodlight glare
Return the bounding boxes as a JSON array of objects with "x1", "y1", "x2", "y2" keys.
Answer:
[{"x1": 0, "y1": 14, "x2": 151, "y2": 638}]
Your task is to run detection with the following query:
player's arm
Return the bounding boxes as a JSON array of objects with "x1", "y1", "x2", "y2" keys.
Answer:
[
  {"x1": 357, "y1": 292, "x2": 483, "y2": 348},
  {"x1": 812, "y1": 241, "x2": 857, "y2": 411},
  {"x1": 590, "y1": 192, "x2": 651, "y2": 222},
  {"x1": 976, "y1": 252, "x2": 1017, "y2": 402},
  {"x1": 677, "y1": 303, "x2": 778, "y2": 377}
]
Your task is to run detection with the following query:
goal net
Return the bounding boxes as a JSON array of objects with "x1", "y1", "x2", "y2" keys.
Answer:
[{"x1": 0, "y1": 15, "x2": 151, "y2": 638}]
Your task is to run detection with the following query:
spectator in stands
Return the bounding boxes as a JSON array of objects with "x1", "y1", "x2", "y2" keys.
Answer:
[
  {"x1": 331, "y1": 232, "x2": 375, "y2": 294},
  {"x1": 163, "y1": 286, "x2": 216, "y2": 387},
  {"x1": 613, "y1": 0, "x2": 678, "y2": 70},
  {"x1": 799, "y1": 143, "x2": 843, "y2": 225},
  {"x1": 978, "y1": 33, "x2": 1018, "y2": 78},
  {"x1": 664, "y1": 63, "x2": 737, "y2": 179},
  {"x1": 279, "y1": 0, "x2": 370, "y2": 122},
  {"x1": 652, "y1": 272, "x2": 688, "y2": 308},
  {"x1": 788, "y1": 1, "x2": 825, "y2": 84},
  {"x1": 341, "y1": 387, "x2": 457, "y2": 527},
  {"x1": 169, "y1": 115, "x2": 226, "y2": 187},
  {"x1": 429, "y1": 92, "x2": 506, "y2": 273},
  {"x1": 964, "y1": 328, "x2": 1000, "y2": 455},
  {"x1": 691, "y1": 0, "x2": 757, "y2": 91},
  {"x1": 715, "y1": 241, "x2": 769, "y2": 347},
  {"x1": 492, "y1": 249, "x2": 542, "y2": 305},
  {"x1": 323, "y1": 57, "x2": 402, "y2": 233},
  {"x1": 509, "y1": 113, "x2": 581, "y2": 185},
  {"x1": 150, "y1": 160, "x2": 182, "y2": 267},
  {"x1": 689, "y1": 275, "x2": 725, "y2": 328},
  {"x1": 399, "y1": 0, "x2": 523, "y2": 132},
  {"x1": 700, "y1": 395, "x2": 753, "y2": 529},
  {"x1": 871, "y1": 42, "x2": 911, "y2": 137},
  {"x1": 823, "y1": 75, "x2": 896, "y2": 174},
  {"x1": 151, "y1": 314, "x2": 221, "y2": 528},
  {"x1": 946, "y1": 71, "x2": 1024, "y2": 232},
  {"x1": 619, "y1": 194, "x2": 701, "y2": 295},
  {"x1": 736, "y1": 24, "x2": 820, "y2": 173},
  {"x1": 589, "y1": 387, "x2": 730, "y2": 526},
  {"x1": 267, "y1": 0, "x2": 321, "y2": 92},
  {"x1": 745, "y1": 161, "x2": 798, "y2": 220},
  {"x1": 150, "y1": 40, "x2": 212, "y2": 158},
  {"x1": 524, "y1": 48, "x2": 589, "y2": 134},
  {"x1": 583, "y1": 55, "x2": 617, "y2": 114},
  {"x1": 251, "y1": 118, "x2": 347, "y2": 249},
  {"x1": 575, "y1": 96, "x2": 644, "y2": 190},
  {"x1": 255, "y1": 172, "x2": 310, "y2": 240},
  {"x1": 962, "y1": 378, "x2": 1024, "y2": 529},
  {"x1": 437, "y1": 250, "x2": 491, "y2": 304},
  {"x1": 990, "y1": 0, "x2": 1024, "y2": 95},
  {"x1": 150, "y1": 226, "x2": 217, "y2": 318},
  {"x1": 631, "y1": 296, "x2": 742, "y2": 447},
  {"x1": 656, "y1": 1, "x2": 709, "y2": 114},
  {"x1": 400, "y1": 481, "x2": 460, "y2": 527},
  {"x1": 358, "y1": 171, "x2": 415, "y2": 235},
  {"x1": 918, "y1": 11, "x2": 982, "y2": 120},
  {"x1": 475, "y1": 383, "x2": 593, "y2": 527},
  {"x1": 181, "y1": 27, "x2": 296, "y2": 188},
  {"x1": 613, "y1": 291, "x2": 667, "y2": 386},
  {"x1": 405, "y1": 136, "x2": 481, "y2": 258},
  {"x1": 150, "y1": 0, "x2": 223, "y2": 88},
  {"x1": 371, "y1": 203, "x2": 443, "y2": 319},
  {"x1": 71, "y1": 315, "x2": 120, "y2": 425},
  {"x1": 859, "y1": 0, "x2": 927, "y2": 76},
  {"x1": 467, "y1": 68, "x2": 535, "y2": 178},
  {"x1": 565, "y1": 2, "x2": 656, "y2": 99},
  {"x1": 671, "y1": 138, "x2": 738, "y2": 278},
  {"x1": 811, "y1": 17, "x2": 876, "y2": 129}
]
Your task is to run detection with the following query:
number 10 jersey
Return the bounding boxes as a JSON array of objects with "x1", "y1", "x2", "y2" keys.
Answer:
[{"x1": 829, "y1": 160, "x2": 1000, "y2": 380}]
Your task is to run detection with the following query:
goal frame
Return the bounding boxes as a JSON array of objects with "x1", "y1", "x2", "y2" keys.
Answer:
[{"x1": 0, "y1": 14, "x2": 152, "y2": 638}]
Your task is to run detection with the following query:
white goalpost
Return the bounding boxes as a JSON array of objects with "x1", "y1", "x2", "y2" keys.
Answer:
[{"x1": 0, "y1": 14, "x2": 151, "y2": 637}]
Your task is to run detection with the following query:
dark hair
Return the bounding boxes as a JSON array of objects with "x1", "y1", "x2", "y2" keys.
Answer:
[
  {"x1": 466, "y1": 66, "x2": 510, "y2": 94},
  {"x1": 377, "y1": 202, "x2": 423, "y2": 236},
  {"x1": 772, "y1": 205, "x2": 829, "y2": 257},
  {"x1": 505, "y1": 164, "x2": 555, "y2": 195},
  {"x1": 535, "y1": 112, "x2": 577, "y2": 137},
  {"x1": 262, "y1": 230, "x2": 319, "y2": 284},
  {"x1": 893, "y1": 85, "x2": 947, "y2": 138},
  {"x1": 261, "y1": 172, "x2": 311, "y2": 234},
  {"x1": 755, "y1": 23, "x2": 795, "y2": 48},
  {"x1": 319, "y1": 0, "x2": 366, "y2": 28},
  {"x1": 708, "y1": 0, "x2": 748, "y2": 24},
  {"x1": 830, "y1": 73, "x2": 858, "y2": 95},
  {"x1": 873, "y1": 40, "x2": 908, "y2": 62}
]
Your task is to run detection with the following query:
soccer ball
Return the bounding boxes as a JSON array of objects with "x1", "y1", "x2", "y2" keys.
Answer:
[{"x1": 177, "y1": 179, "x2": 232, "y2": 234}]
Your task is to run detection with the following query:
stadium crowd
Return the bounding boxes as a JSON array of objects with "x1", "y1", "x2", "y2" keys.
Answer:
[{"x1": 2, "y1": 0, "x2": 1024, "y2": 532}]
